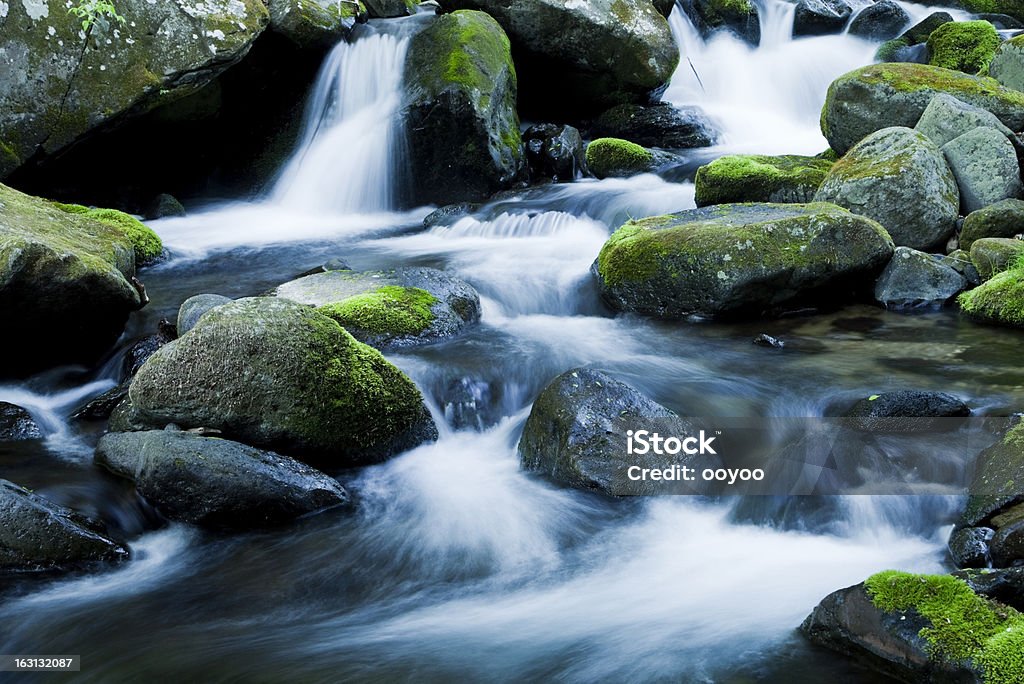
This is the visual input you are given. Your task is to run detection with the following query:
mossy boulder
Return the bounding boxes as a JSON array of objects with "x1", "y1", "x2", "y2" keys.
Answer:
[
  {"x1": 364, "y1": 0, "x2": 418, "y2": 18},
  {"x1": 0, "y1": 184, "x2": 148, "y2": 376},
  {"x1": 927, "y1": 20, "x2": 1001, "y2": 75},
  {"x1": 815, "y1": 127, "x2": 959, "y2": 251},
  {"x1": 112, "y1": 297, "x2": 438, "y2": 466},
  {"x1": 273, "y1": 267, "x2": 481, "y2": 348},
  {"x1": 990, "y1": 34, "x2": 1024, "y2": 91},
  {"x1": 847, "y1": 0, "x2": 909, "y2": 41},
  {"x1": 682, "y1": 0, "x2": 761, "y2": 45},
  {"x1": 443, "y1": 0, "x2": 679, "y2": 116},
  {"x1": 955, "y1": 0, "x2": 1024, "y2": 24},
  {"x1": 970, "y1": 237, "x2": 1024, "y2": 279},
  {"x1": 585, "y1": 138, "x2": 656, "y2": 179},
  {"x1": 694, "y1": 154, "x2": 833, "y2": 206},
  {"x1": 820, "y1": 63, "x2": 1024, "y2": 155},
  {"x1": 402, "y1": 10, "x2": 524, "y2": 206},
  {"x1": 961, "y1": 198, "x2": 1024, "y2": 250},
  {"x1": 958, "y1": 260, "x2": 1024, "y2": 325},
  {"x1": 268, "y1": 0, "x2": 367, "y2": 49},
  {"x1": 592, "y1": 103, "x2": 718, "y2": 149},
  {"x1": 875, "y1": 12, "x2": 954, "y2": 63},
  {"x1": 0, "y1": 0, "x2": 269, "y2": 179},
  {"x1": 52, "y1": 203, "x2": 163, "y2": 265},
  {"x1": 593, "y1": 202, "x2": 894, "y2": 319}
]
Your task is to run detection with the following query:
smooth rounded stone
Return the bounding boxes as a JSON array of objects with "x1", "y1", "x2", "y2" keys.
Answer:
[
  {"x1": 593, "y1": 202, "x2": 894, "y2": 319},
  {"x1": 991, "y1": 519, "x2": 1024, "y2": 566},
  {"x1": 268, "y1": 0, "x2": 364, "y2": 48},
  {"x1": 694, "y1": 154, "x2": 833, "y2": 206},
  {"x1": 793, "y1": 0, "x2": 853, "y2": 37},
  {"x1": 363, "y1": 0, "x2": 417, "y2": 17},
  {"x1": 518, "y1": 368, "x2": 709, "y2": 495},
  {"x1": 524, "y1": 124, "x2": 586, "y2": 181},
  {"x1": 96, "y1": 430, "x2": 350, "y2": 528},
  {"x1": 116, "y1": 297, "x2": 438, "y2": 466},
  {"x1": 927, "y1": 20, "x2": 1001, "y2": 74},
  {"x1": 843, "y1": 390, "x2": 970, "y2": 433},
  {"x1": 585, "y1": 138, "x2": 657, "y2": 179},
  {"x1": 915, "y1": 92, "x2": 1017, "y2": 149},
  {"x1": 942, "y1": 127, "x2": 1023, "y2": 214},
  {"x1": 820, "y1": 63, "x2": 1024, "y2": 155},
  {"x1": 815, "y1": 127, "x2": 959, "y2": 251},
  {"x1": 682, "y1": 0, "x2": 761, "y2": 45},
  {"x1": 990, "y1": 33, "x2": 1024, "y2": 92},
  {"x1": 848, "y1": 1, "x2": 910, "y2": 41},
  {"x1": 970, "y1": 237, "x2": 1024, "y2": 279},
  {"x1": 875, "y1": 12, "x2": 954, "y2": 62},
  {"x1": 949, "y1": 526, "x2": 994, "y2": 568},
  {"x1": 961, "y1": 199, "x2": 1024, "y2": 250},
  {"x1": 402, "y1": 11, "x2": 524, "y2": 206},
  {"x1": 143, "y1": 193, "x2": 186, "y2": 220},
  {"x1": 874, "y1": 247, "x2": 967, "y2": 308},
  {"x1": 0, "y1": 184, "x2": 146, "y2": 376},
  {"x1": 591, "y1": 103, "x2": 718, "y2": 149},
  {"x1": 442, "y1": 0, "x2": 679, "y2": 116},
  {"x1": 274, "y1": 267, "x2": 481, "y2": 348},
  {"x1": 942, "y1": 249, "x2": 982, "y2": 285},
  {"x1": 959, "y1": 260, "x2": 1024, "y2": 325},
  {"x1": 177, "y1": 294, "x2": 233, "y2": 336},
  {"x1": 0, "y1": 403, "x2": 41, "y2": 441},
  {"x1": 0, "y1": 479, "x2": 128, "y2": 575},
  {"x1": 423, "y1": 203, "x2": 480, "y2": 229},
  {"x1": 0, "y1": 0, "x2": 269, "y2": 179}
]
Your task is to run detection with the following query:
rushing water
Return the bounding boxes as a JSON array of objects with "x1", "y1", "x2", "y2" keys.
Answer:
[{"x1": 1, "y1": 4, "x2": 1018, "y2": 682}]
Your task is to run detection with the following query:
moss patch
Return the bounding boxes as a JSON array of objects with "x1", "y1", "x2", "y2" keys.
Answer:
[
  {"x1": 586, "y1": 138, "x2": 654, "y2": 179},
  {"x1": 316, "y1": 286, "x2": 437, "y2": 337},
  {"x1": 51, "y1": 203, "x2": 163, "y2": 266},
  {"x1": 865, "y1": 571, "x2": 1024, "y2": 684},
  {"x1": 694, "y1": 154, "x2": 833, "y2": 206},
  {"x1": 928, "y1": 21, "x2": 1001, "y2": 74},
  {"x1": 959, "y1": 261, "x2": 1024, "y2": 326}
]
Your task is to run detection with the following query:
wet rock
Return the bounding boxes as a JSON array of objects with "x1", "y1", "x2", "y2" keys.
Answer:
[
  {"x1": 876, "y1": 12, "x2": 954, "y2": 63},
  {"x1": 96, "y1": 430, "x2": 350, "y2": 528},
  {"x1": 363, "y1": 0, "x2": 417, "y2": 18},
  {"x1": 990, "y1": 33, "x2": 1024, "y2": 92},
  {"x1": 848, "y1": 1, "x2": 910, "y2": 41},
  {"x1": 653, "y1": 0, "x2": 677, "y2": 17},
  {"x1": 681, "y1": 0, "x2": 761, "y2": 45},
  {"x1": 793, "y1": 0, "x2": 853, "y2": 37},
  {"x1": 524, "y1": 124, "x2": 586, "y2": 181},
  {"x1": 843, "y1": 390, "x2": 970, "y2": 432},
  {"x1": 957, "y1": 566, "x2": 1024, "y2": 609},
  {"x1": 585, "y1": 138, "x2": 657, "y2": 179},
  {"x1": 942, "y1": 127, "x2": 1023, "y2": 214},
  {"x1": 423, "y1": 203, "x2": 480, "y2": 229},
  {"x1": 753, "y1": 334, "x2": 785, "y2": 348},
  {"x1": 695, "y1": 154, "x2": 833, "y2": 206},
  {"x1": 593, "y1": 202, "x2": 893, "y2": 319},
  {"x1": 874, "y1": 247, "x2": 967, "y2": 308},
  {"x1": 991, "y1": 519, "x2": 1024, "y2": 567},
  {"x1": 143, "y1": 193, "x2": 186, "y2": 220},
  {"x1": 949, "y1": 526, "x2": 994, "y2": 568},
  {"x1": 0, "y1": 479, "x2": 128, "y2": 575},
  {"x1": 113, "y1": 297, "x2": 438, "y2": 466},
  {"x1": 942, "y1": 249, "x2": 982, "y2": 286},
  {"x1": 815, "y1": 127, "x2": 959, "y2": 251},
  {"x1": 591, "y1": 103, "x2": 718, "y2": 149},
  {"x1": 177, "y1": 294, "x2": 233, "y2": 336},
  {"x1": 961, "y1": 199, "x2": 1024, "y2": 250},
  {"x1": 970, "y1": 237, "x2": 1024, "y2": 280},
  {"x1": 0, "y1": 403, "x2": 41, "y2": 441},
  {"x1": 268, "y1": 0, "x2": 365, "y2": 48}
]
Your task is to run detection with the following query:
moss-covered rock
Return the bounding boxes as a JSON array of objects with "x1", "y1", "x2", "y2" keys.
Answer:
[
  {"x1": 927, "y1": 20, "x2": 1001, "y2": 74},
  {"x1": 0, "y1": 183, "x2": 145, "y2": 376},
  {"x1": 268, "y1": 0, "x2": 367, "y2": 49},
  {"x1": 402, "y1": 10, "x2": 524, "y2": 206},
  {"x1": 958, "y1": 260, "x2": 1024, "y2": 325},
  {"x1": 970, "y1": 237, "x2": 1024, "y2": 279},
  {"x1": 318, "y1": 285, "x2": 437, "y2": 338},
  {"x1": 593, "y1": 202, "x2": 894, "y2": 319},
  {"x1": 585, "y1": 138, "x2": 656, "y2": 179},
  {"x1": 694, "y1": 154, "x2": 833, "y2": 206},
  {"x1": 820, "y1": 63, "x2": 1024, "y2": 154},
  {"x1": 956, "y1": 0, "x2": 1024, "y2": 24},
  {"x1": 0, "y1": 0, "x2": 270, "y2": 179},
  {"x1": 52, "y1": 204, "x2": 162, "y2": 265},
  {"x1": 683, "y1": 0, "x2": 762, "y2": 45},
  {"x1": 875, "y1": 11, "x2": 954, "y2": 63},
  {"x1": 990, "y1": 34, "x2": 1024, "y2": 91},
  {"x1": 114, "y1": 297, "x2": 438, "y2": 466},
  {"x1": 961, "y1": 198, "x2": 1024, "y2": 250},
  {"x1": 364, "y1": 0, "x2": 418, "y2": 18}
]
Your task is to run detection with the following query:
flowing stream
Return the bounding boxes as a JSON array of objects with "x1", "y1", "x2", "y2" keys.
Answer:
[{"x1": 0, "y1": 4, "x2": 1018, "y2": 682}]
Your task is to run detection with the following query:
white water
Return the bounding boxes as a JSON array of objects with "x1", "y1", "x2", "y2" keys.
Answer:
[{"x1": 0, "y1": 380, "x2": 115, "y2": 459}]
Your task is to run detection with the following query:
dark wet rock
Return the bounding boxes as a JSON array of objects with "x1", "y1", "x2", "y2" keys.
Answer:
[
  {"x1": 96, "y1": 430, "x2": 350, "y2": 529},
  {"x1": 875, "y1": 11, "x2": 952, "y2": 61},
  {"x1": 423, "y1": 203, "x2": 480, "y2": 229},
  {"x1": 591, "y1": 103, "x2": 718, "y2": 149},
  {"x1": 874, "y1": 247, "x2": 967, "y2": 308},
  {"x1": 143, "y1": 193, "x2": 186, "y2": 220},
  {"x1": 991, "y1": 518, "x2": 1024, "y2": 567},
  {"x1": 961, "y1": 199, "x2": 1024, "y2": 251},
  {"x1": 268, "y1": 0, "x2": 364, "y2": 49},
  {"x1": 949, "y1": 526, "x2": 994, "y2": 568},
  {"x1": 0, "y1": 403, "x2": 41, "y2": 441},
  {"x1": 843, "y1": 390, "x2": 970, "y2": 432},
  {"x1": 524, "y1": 124, "x2": 586, "y2": 181},
  {"x1": 73, "y1": 386, "x2": 130, "y2": 422},
  {"x1": 681, "y1": 0, "x2": 761, "y2": 45},
  {"x1": 848, "y1": 1, "x2": 910, "y2": 41},
  {"x1": 793, "y1": 0, "x2": 853, "y2": 37},
  {"x1": 753, "y1": 334, "x2": 786, "y2": 348},
  {"x1": 956, "y1": 566, "x2": 1024, "y2": 609},
  {"x1": 177, "y1": 294, "x2": 233, "y2": 336}
]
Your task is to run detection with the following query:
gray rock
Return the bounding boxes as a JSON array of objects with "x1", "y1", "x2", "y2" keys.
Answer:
[
  {"x1": 96, "y1": 430, "x2": 350, "y2": 528},
  {"x1": 874, "y1": 247, "x2": 966, "y2": 308},
  {"x1": 843, "y1": 390, "x2": 970, "y2": 432},
  {"x1": 942, "y1": 127, "x2": 1023, "y2": 214},
  {"x1": 177, "y1": 294, "x2": 233, "y2": 336},
  {"x1": 961, "y1": 199, "x2": 1024, "y2": 250},
  {"x1": 848, "y1": 1, "x2": 910, "y2": 41},
  {"x1": 793, "y1": 0, "x2": 853, "y2": 37},
  {"x1": 815, "y1": 127, "x2": 959, "y2": 251},
  {"x1": 0, "y1": 403, "x2": 41, "y2": 441},
  {"x1": 949, "y1": 526, "x2": 994, "y2": 568},
  {"x1": 524, "y1": 124, "x2": 586, "y2": 181},
  {"x1": 942, "y1": 249, "x2": 982, "y2": 286},
  {"x1": 970, "y1": 237, "x2": 1024, "y2": 280},
  {"x1": 990, "y1": 33, "x2": 1024, "y2": 92},
  {"x1": 0, "y1": 479, "x2": 128, "y2": 575},
  {"x1": 915, "y1": 93, "x2": 1017, "y2": 149},
  {"x1": 591, "y1": 103, "x2": 718, "y2": 149}
]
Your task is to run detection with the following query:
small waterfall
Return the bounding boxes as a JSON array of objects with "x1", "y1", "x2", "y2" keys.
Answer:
[{"x1": 270, "y1": 31, "x2": 411, "y2": 213}]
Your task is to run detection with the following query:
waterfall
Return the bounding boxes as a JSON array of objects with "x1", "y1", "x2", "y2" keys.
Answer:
[{"x1": 269, "y1": 30, "x2": 411, "y2": 214}]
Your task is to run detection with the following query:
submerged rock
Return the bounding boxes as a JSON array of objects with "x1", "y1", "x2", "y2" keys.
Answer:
[
  {"x1": 927, "y1": 20, "x2": 1001, "y2": 75},
  {"x1": 843, "y1": 390, "x2": 970, "y2": 432},
  {"x1": 961, "y1": 199, "x2": 1024, "y2": 250},
  {"x1": 874, "y1": 247, "x2": 966, "y2": 308},
  {"x1": 0, "y1": 403, "x2": 41, "y2": 441},
  {"x1": 970, "y1": 237, "x2": 1024, "y2": 280},
  {"x1": 847, "y1": 1, "x2": 909, "y2": 41},
  {"x1": 793, "y1": 0, "x2": 853, "y2": 37},
  {"x1": 524, "y1": 124, "x2": 586, "y2": 181},
  {"x1": 694, "y1": 154, "x2": 833, "y2": 206},
  {"x1": 593, "y1": 202, "x2": 893, "y2": 319},
  {"x1": 96, "y1": 430, "x2": 350, "y2": 528},
  {"x1": 591, "y1": 103, "x2": 718, "y2": 149},
  {"x1": 585, "y1": 138, "x2": 657, "y2": 179}
]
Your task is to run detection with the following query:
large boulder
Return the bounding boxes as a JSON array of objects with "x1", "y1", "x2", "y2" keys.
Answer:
[
  {"x1": 402, "y1": 10, "x2": 524, "y2": 206},
  {"x1": 0, "y1": 402, "x2": 41, "y2": 441},
  {"x1": 990, "y1": 33, "x2": 1024, "y2": 91},
  {"x1": 591, "y1": 103, "x2": 718, "y2": 149},
  {"x1": 961, "y1": 199, "x2": 1024, "y2": 250},
  {"x1": 268, "y1": 0, "x2": 367, "y2": 49},
  {"x1": 96, "y1": 430, "x2": 350, "y2": 528},
  {"x1": 593, "y1": 202, "x2": 894, "y2": 319},
  {"x1": 914, "y1": 92, "x2": 1018, "y2": 150},
  {"x1": 443, "y1": 0, "x2": 679, "y2": 116},
  {"x1": 0, "y1": 184, "x2": 151, "y2": 376},
  {"x1": 793, "y1": 0, "x2": 853, "y2": 37},
  {"x1": 970, "y1": 237, "x2": 1024, "y2": 279},
  {"x1": 694, "y1": 154, "x2": 833, "y2": 207},
  {"x1": 847, "y1": 1, "x2": 909, "y2": 41},
  {"x1": 959, "y1": 260, "x2": 1024, "y2": 325},
  {"x1": 820, "y1": 63, "x2": 1024, "y2": 155},
  {"x1": 681, "y1": 0, "x2": 761, "y2": 45},
  {"x1": 112, "y1": 297, "x2": 438, "y2": 466},
  {"x1": 814, "y1": 127, "x2": 959, "y2": 251},
  {"x1": 273, "y1": 267, "x2": 481, "y2": 348},
  {"x1": 873, "y1": 247, "x2": 967, "y2": 308},
  {"x1": 0, "y1": 0, "x2": 269, "y2": 179},
  {"x1": 927, "y1": 20, "x2": 1001, "y2": 75},
  {"x1": 942, "y1": 126, "x2": 1023, "y2": 214},
  {"x1": 1, "y1": 479, "x2": 128, "y2": 575}
]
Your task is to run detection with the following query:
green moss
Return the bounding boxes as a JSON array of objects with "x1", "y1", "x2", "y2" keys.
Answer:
[
  {"x1": 876, "y1": 37, "x2": 910, "y2": 63},
  {"x1": 859, "y1": 63, "x2": 1024, "y2": 102},
  {"x1": 52, "y1": 205, "x2": 162, "y2": 266},
  {"x1": 586, "y1": 138, "x2": 654, "y2": 179},
  {"x1": 927, "y1": 21, "x2": 1001, "y2": 75},
  {"x1": 316, "y1": 286, "x2": 438, "y2": 337},
  {"x1": 703, "y1": 0, "x2": 755, "y2": 23},
  {"x1": 959, "y1": 261, "x2": 1024, "y2": 326},
  {"x1": 959, "y1": 0, "x2": 1024, "y2": 20},
  {"x1": 694, "y1": 154, "x2": 833, "y2": 206},
  {"x1": 865, "y1": 571, "x2": 1024, "y2": 683}
]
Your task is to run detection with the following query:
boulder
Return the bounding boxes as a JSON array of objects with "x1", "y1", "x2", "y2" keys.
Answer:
[
  {"x1": 970, "y1": 237, "x2": 1024, "y2": 279},
  {"x1": 814, "y1": 127, "x2": 959, "y2": 251},
  {"x1": 820, "y1": 63, "x2": 1024, "y2": 155},
  {"x1": 593, "y1": 202, "x2": 894, "y2": 319},
  {"x1": 793, "y1": 0, "x2": 853, "y2": 37},
  {"x1": 694, "y1": 154, "x2": 833, "y2": 206},
  {"x1": 585, "y1": 138, "x2": 657, "y2": 179},
  {"x1": 443, "y1": 0, "x2": 679, "y2": 116},
  {"x1": 402, "y1": 11, "x2": 524, "y2": 206},
  {"x1": 591, "y1": 103, "x2": 718, "y2": 149},
  {"x1": 518, "y1": 368, "x2": 706, "y2": 495},
  {"x1": 96, "y1": 430, "x2": 350, "y2": 528},
  {"x1": 177, "y1": 294, "x2": 233, "y2": 336},
  {"x1": 914, "y1": 93, "x2": 1018, "y2": 149},
  {"x1": 0, "y1": 403, "x2": 41, "y2": 441},
  {"x1": 268, "y1": 0, "x2": 366, "y2": 48},
  {"x1": 847, "y1": 1, "x2": 910, "y2": 41},
  {"x1": 273, "y1": 267, "x2": 481, "y2": 348},
  {"x1": 112, "y1": 297, "x2": 438, "y2": 466},
  {"x1": 942, "y1": 127, "x2": 1023, "y2": 214},
  {"x1": 873, "y1": 247, "x2": 967, "y2": 308},
  {"x1": 364, "y1": 0, "x2": 418, "y2": 18},
  {"x1": 876, "y1": 12, "x2": 954, "y2": 63},
  {"x1": 681, "y1": 0, "x2": 761, "y2": 45},
  {"x1": 990, "y1": 33, "x2": 1024, "y2": 92},
  {"x1": 0, "y1": 0, "x2": 269, "y2": 179},
  {"x1": 0, "y1": 479, "x2": 128, "y2": 575},
  {"x1": 926, "y1": 20, "x2": 1001, "y2": 75},
  {"x1": 523, "y1": 124, "x2": 586, "y2": 181},
  {"x1": 959, "y1": 260, "x2": 1024, "y2": 325},
  {"x1": 961, "y1": 199, "x2": 1024, "y2": 250},
  {"x1": 842, "y1": 390, "x2": 970, "y2": 432}
]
